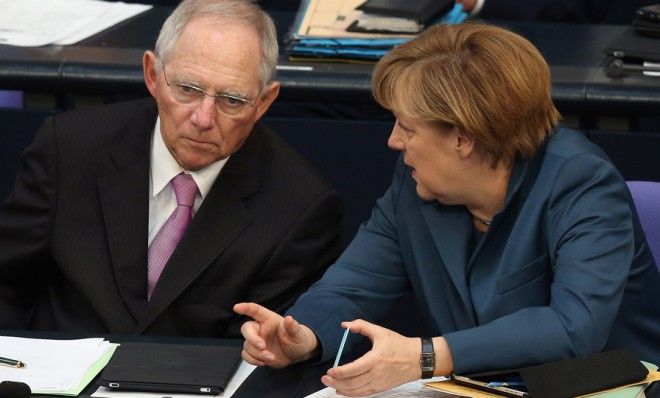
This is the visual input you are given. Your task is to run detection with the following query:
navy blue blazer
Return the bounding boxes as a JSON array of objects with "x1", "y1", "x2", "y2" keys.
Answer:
[{"x1": 289, "y1": 127, "x2": 660, "y2": 373}]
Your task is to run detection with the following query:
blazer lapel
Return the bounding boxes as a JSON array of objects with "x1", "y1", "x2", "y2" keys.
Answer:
[
  {"x1": 137, "y1": 126, "x2": 263, "y2": 332},
  {"x1": 98, "y1": 100, "x2": 156, "y2": 323},
  {"x1": 421, "y1": 202, "x2": 475, "y2": 321}
]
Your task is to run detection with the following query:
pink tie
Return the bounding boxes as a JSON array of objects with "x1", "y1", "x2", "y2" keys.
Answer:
[{"x1": 147, "y1": 173, "x2": 198, "y2": 300}]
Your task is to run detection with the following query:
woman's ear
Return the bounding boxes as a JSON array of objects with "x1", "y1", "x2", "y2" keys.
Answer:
[{"x1": 454, "y1": 128, "x2": 475, "y2": 158}]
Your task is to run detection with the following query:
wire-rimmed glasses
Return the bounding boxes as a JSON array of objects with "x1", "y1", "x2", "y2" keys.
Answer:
[{"x1": 162, "y1": 64, "x2": 257, "y2": 117}]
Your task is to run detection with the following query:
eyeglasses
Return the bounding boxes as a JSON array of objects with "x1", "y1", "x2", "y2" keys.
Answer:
[{"x1": 161, "y1": 65, "x2": 256, "y2": 117}]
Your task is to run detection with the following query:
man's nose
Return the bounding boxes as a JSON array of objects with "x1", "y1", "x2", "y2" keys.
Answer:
[{"x1": 191, "y1": 96, "x2": 216, "y2": 128}]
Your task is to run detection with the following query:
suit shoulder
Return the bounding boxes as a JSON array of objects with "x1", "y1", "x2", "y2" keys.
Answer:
[
  {"x1": 545, "y1": 127, "x2": 608, "y2": 161},
  {"x1": 542, "y1": 126, "x2": 622, "y2": 175},
  {"x1": 53, "y1": 98, "x2": 155, "y2": 121},
  {"x1": 540, "y1": 127, "x2": 622, "y2": 185},
  {"x1": 41, "y1": 99, "x2": 155, "y2": 167},
  {"x1": 50, "y1": 98, "x2": 156, "y2": 139}
]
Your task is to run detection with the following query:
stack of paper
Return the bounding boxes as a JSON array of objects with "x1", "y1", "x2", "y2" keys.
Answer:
[
  {"x1": 351, "y1": 0, "x2": 455, "y2": 34},
  {"x1": 304, "y1": 376, "x2": 448, "y2": 397},
  {"x1": 0, "y1": 0, "x2": 152, "y2": 47},
  {"x1": 0, "y1": 336, "x2": 117, "y2": 396},
  {"x1": 287, "y1": 0, "x2": 467, "y2": 63}
]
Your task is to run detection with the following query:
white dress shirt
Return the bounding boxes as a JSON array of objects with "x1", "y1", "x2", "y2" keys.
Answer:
[{"x1": 148, "y1": 117, "x2": 229, "y2": 245}]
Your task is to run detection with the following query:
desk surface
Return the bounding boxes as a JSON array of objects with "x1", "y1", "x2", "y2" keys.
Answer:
[
  {"x1": 1, "y1": 7, "x2": 660, "y2": 117},
  {"x1": 0, "y1": 329, "x2": 328, "y2": 398}
]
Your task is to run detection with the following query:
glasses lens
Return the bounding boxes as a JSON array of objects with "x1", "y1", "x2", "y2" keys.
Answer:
[
  {"x1": 173, "y1": 84, "x2": 204, "y2": 104},
  {"x1": 215, "y1": 95, "x2": 250, "y2": 116},
  {"x1": 164, "y1": 67, "x2": 253, "y2": 117}
]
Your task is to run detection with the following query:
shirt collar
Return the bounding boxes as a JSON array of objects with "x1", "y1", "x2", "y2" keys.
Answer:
[{"x1": 150, "y1": 117, "x2": 229, "y2": 199}]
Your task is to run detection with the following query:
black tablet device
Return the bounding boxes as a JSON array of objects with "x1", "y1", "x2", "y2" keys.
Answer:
[{"x1": 98, "y1": 342, "x2": 242, "y2": 395}]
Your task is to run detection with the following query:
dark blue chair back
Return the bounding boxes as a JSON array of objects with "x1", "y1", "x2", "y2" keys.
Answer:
[
  {"x1": 265, "y1": 117, "x2": 398, "y2": 246},
  {"x1": 0, "y1": 109, "x2": 54, "y2": 200}
]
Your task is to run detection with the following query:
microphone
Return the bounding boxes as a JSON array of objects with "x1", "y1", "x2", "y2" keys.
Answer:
[
  {"x1": 606, "y1": 58, "x2": 660, "y2": 78},
  {"x1": 0, "y1": 381, "x2": 31, "y2": 398}
]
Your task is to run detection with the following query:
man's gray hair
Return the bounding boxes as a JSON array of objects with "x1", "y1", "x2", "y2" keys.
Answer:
[{"x1": 154, "y1": 0, "x2": 278, "y2": 87}]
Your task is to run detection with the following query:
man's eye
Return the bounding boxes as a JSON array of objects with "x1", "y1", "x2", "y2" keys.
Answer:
[
  {"x1": 177, "y1": 85, "x2": 200, "y2": 96},
  {"x1": 219, "y1": 95, "x2": 244, "y2": 108}
]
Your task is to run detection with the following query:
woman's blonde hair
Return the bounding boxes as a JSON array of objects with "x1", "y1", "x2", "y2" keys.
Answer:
[{"x1": 373, "y1": 23, "x2": 560, "y2": 166}]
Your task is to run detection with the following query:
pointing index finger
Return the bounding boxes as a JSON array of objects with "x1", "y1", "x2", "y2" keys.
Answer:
[{"x1": 233, "y1": 302, "x2": 275, "y2": 322}]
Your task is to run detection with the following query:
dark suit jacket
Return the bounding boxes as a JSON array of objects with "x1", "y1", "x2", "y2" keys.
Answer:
[
  {"x1": 289, "y1": 127, "x2": 660, "y2": 372},
  {"x1": 0, "y1": 98, "x2": 343, "y2": 338},
  {"x1": 479, "y1": 0, "x2": 657, "y2": 24}
]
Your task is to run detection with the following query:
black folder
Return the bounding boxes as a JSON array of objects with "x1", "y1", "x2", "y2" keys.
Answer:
[
  {"x1": 356, "y1": 0, "x2": 454, "y2": 23},
  {"x1": 605, "y1": 27, "x2": 660, "y2": 62},
  {"x1": 462, "y1": 350, "x2": 649, "y2": 398},
  {"x1": 98, "y1": 342, "x2": 242, "y2": 395}
]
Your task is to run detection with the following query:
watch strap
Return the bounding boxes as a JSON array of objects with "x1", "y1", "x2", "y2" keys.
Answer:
[{"x1": 420, "y1": 337, "x2": 435, "y2": 379}]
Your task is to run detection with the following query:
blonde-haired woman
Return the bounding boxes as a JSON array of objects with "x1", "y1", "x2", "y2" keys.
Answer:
[{"x1": 235, "y1": 23, "x2": 659, "y2": 396}]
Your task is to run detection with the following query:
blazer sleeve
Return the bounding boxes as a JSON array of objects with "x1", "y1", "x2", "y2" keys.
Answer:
[
  {"x1": 444, "y1": 153, "x2": 635, "y2": 373},
  {"x1": 288, "y1": 158, "x2": 412, "y2": 362},
  {"x1": 223, "y1": 187, "x2": 343, "y2": 336},
  {"x1": 0, "y1": 117, "x2": 58, "y2": 328}
]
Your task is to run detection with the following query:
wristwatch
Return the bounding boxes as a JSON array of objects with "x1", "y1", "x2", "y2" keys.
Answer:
[{"x1": 420, "y1": 337, "x2": 435, "y2": 379}]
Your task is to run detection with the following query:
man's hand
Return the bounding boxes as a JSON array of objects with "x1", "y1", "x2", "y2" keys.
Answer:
[
  {"x1": 233, "y1": 302, "x2": 319, "y2": 368},
  {"x1": 320, "y1": 319, "x2": 421, "y2": 397}
]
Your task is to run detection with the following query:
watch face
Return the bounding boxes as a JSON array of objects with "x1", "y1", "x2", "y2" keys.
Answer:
[{"x1": 421, "y1": 355, "x2": 434, "y2": 370}]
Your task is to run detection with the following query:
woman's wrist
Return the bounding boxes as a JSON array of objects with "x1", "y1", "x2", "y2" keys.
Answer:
[
  {"x1": 292, "y1": 324, "x2": 322, "y2": 364},
  {"x1": 432, "y1": 337, "x2": 454, "y2": 376}
]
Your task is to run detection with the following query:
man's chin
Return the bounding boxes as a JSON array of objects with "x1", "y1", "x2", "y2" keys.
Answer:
[
  {"x1": 175, "y1": 155, "x2": 217, "y2": 171},
  {"x1": 173, "y1": 144, "x2": 229, "y2": 170}
]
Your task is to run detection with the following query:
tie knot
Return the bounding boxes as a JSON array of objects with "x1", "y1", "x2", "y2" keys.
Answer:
[{"x1": 171, "y1": 173, "x2": 198, "y2": 208}]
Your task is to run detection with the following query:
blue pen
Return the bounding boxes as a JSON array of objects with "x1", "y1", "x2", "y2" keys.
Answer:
[{"x1": 333, "y1": 327, "x2": 350, "y2": 368}]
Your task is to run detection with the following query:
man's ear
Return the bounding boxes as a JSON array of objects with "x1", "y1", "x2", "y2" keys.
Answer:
[
  {"x1": 143, "y1": 51, "x2": 159, "y2": 98},
  {"x1": 254, "y1": 81, "x2": 280, "y2": 120},
  {"x1": 455, "y1": 128, "x2": 475, "y2": 158}
]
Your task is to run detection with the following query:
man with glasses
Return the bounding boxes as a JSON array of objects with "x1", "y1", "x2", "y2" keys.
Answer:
[{"x1": 0, "y1": 0, "x2": 342, "y2": 338}]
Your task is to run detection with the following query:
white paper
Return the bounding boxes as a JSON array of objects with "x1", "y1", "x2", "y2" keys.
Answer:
[
  {"x1": 0, "y1": 336, "x2": 114, "y2": 393},
  {"x1": 304, "y1": 377, "x2": 451, "y2": 398},
  {"x1": 0, "y1": 0, "x2": 151, "y2": 47},
  {"x1": 55, "y1": 1, "x2": 152, "y2": 45},
  {"x1": 90, "y1": 361, "x2": 257, "y2": 398},
  {"x1": 354, "y1": 15, "x2": 421, "y2": 33}
]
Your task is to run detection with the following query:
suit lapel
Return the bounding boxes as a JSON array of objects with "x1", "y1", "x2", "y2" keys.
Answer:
[
  {"x1": 98, "y1": 100, "x2": 156, "y2": 323},
  {"x1": 137, "y1": 126, "x2": 263, "y2": 332},
  {"x1": 421, "y1": 202, "x2": 475, "y2": 321}
]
